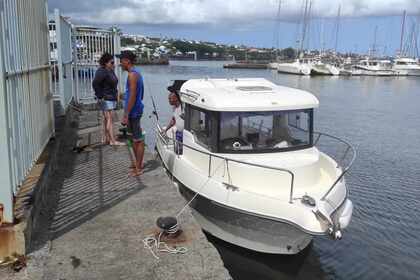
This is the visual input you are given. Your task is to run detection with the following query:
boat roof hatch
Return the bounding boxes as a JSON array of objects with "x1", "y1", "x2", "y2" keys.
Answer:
[{"x1": 179, "y1": 78, "x2": 319, "y2": 112}]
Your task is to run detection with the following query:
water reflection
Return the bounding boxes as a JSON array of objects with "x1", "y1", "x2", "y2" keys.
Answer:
[{"x1": 205, "y1": 233, "x2": 330, "y2": 280}]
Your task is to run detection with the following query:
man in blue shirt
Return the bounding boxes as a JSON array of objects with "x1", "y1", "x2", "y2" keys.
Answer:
[{"x1": 117, "y1": 51, "x2": 145, "y2": 176}]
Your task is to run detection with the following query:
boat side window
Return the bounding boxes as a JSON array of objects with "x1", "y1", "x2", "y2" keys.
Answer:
[
  {"x1": 219, "y1": 110, "x2": 313, "y2": 153},
  {"x1": 185, "y1": 105, "x2": 217, "y2": 151}
]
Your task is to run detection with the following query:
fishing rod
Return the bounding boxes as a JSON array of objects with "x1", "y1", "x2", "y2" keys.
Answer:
[
  {"x1": 150, "y1": 93, "x2": 160, "y2": 122},
  {"x1": 145, "y1": 80, "x2": 164, "y2": 134}
]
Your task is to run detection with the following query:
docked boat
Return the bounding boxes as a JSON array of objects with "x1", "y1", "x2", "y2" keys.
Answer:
[
  {"x1": 354, "y1": 59, "x2": 395, "y2": 76},
  {"x1": 156, "y1": 78, "x2": 355, "y2": 254},
  {"x1": 392, "y1": 57, "x2": 420, "y2": 76},
  {"x1": 277, "y1": 59, "x2": 312, "y2": 76},
  {"x1": 311, "y1": 61, "x2": 340, "y2": 76},
  {"x1": 268, "y1": 62, "x2": 280, "y2": 70}
]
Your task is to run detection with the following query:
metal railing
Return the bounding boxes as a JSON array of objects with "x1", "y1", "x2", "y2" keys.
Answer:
[
  {"x1": 73, "y1": 27, "x2": 122, "y2": 103},
  {"x1": 313, "y1": 131, "x2": 357, "y2": 201},
  {"x1": 157, "y1": 126, "x2": 356, "y2": 205},
  {"x1": 49, "y1": 9, "x2": 74, "y2": 113},
  {"x1": 0, "y1": 0, "x2": 53, "y2": 223}
]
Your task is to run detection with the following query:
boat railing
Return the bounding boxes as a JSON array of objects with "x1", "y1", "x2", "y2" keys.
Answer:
[
  {"x1": 313, "y1": 131, "x2": 357, "y2": 201},
  {"x1": 157, "y1": 128, "x2": 296, "y2": 203},
  {"x1": 157, "y1": 127, "x2": 356, "y2": 205}
]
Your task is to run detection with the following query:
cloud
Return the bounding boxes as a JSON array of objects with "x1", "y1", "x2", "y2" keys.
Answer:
[{"x1": 48, "y1": 0, "x2": 420, "y2": 25}]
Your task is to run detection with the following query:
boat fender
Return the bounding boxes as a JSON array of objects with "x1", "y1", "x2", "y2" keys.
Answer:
[
  {"x1": 338, "y1": 199, "x2": 353, "y2": 229},
  {"x1": 312, "y1": 201, "x2": 333, "y2": 226}
]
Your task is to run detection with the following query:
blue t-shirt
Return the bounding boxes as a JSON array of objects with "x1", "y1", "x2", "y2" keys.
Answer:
[{"x1": 124, "y1": 67, "x2": 144, "y2": 118}]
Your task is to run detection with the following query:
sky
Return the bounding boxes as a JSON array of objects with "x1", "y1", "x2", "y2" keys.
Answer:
[{"x1": 48, "y1": 0, "x2": 420, "y2": 55}]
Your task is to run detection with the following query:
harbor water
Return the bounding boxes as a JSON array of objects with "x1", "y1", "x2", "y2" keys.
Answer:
[{"x1": 138, "y1": 60, "x2": 420, "y2": 280}]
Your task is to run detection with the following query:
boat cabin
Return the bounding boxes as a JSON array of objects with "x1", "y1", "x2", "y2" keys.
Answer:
[
  {"x1": 359, "y1": 59, "x2": 392, "y2": 69},
  {"x1": 179, "y1": 78, "x2": 319, "y2": 154},
  {"x1": 394, "y1": 58, "x2": 418, "y2": 65}
]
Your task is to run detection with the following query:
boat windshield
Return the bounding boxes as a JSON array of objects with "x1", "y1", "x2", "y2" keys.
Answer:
[{"x1": 219, "y1": 110, "x2": 313, "y2": 153}]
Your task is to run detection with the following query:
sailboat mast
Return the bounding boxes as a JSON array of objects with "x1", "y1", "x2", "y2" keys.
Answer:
[
  {"x1": 306, "y1": 0, "x2": 312, "y2": 51},
  {"x1": 320, "y1": 19, "x2": 324, "y2": 55},
  {"x1": 273, "y1": 0, "x2": 282, "y2": 58},
  {"x1": 399, "y1": 10, "x2": 406, "y2": 56},
  {"x1": 274, "y1": 0, "x2": 282, "y2": 49},
  {"x1": 334, "y1": 5, "x2": 341, "y2": 53},
  {"x1": 300, "y1": 0, "x2": 309, "y2": 54},
  {"x1": 369, "y1": 25, "x2": 378, "y2": 57}
]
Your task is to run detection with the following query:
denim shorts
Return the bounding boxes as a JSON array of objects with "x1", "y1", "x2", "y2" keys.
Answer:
[
  {"x1": 128, "y1": 117, "x2": 144, "y2": 142},
  {"x1": 99, "y1": 100, "x2": 116, "y2": 111}
]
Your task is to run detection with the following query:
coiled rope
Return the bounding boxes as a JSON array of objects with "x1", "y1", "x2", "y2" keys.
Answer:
[{"x1": 142, "y1": 159, "x2": 226, "y2": 260}]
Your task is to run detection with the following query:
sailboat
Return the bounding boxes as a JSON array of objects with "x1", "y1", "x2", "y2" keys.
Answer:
[
  {"x1": 352, "y1": 26, "x2": 395, "y2": 76},
  {"x1": 277, "y1": 0, "x2": 313, "y2": 75},
  {"x1": 392, "y1": 11, "x2": 420, "y2": 76},
  {"x1": 311, "y1": 5, "x2": 341, "y2": 76}
]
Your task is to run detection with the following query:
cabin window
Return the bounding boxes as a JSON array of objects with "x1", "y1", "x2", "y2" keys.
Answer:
[
  {"x1": 218, "y1": 110, "x2": 313, "y2": 153},
  {"x1": 185, "y1": 105, "x2": 218, "y2": 151}
]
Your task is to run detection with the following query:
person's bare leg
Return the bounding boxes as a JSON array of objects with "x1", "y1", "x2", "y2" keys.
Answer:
[
  {"x1": 108, "y1": 111, "x2": 124, "y2": 145},
  {"x1": 130, "y1": 141, "x2": 145, "y2": 176},
  {"x1": 136, "y1": 141, "x2": 145, "y2": 171},
  {"x1": 102, "y1": 111, "x2": 110, "y2": 144},
  {"x1": 106, "y1": 111, "x2": 116, "y2": 144}
]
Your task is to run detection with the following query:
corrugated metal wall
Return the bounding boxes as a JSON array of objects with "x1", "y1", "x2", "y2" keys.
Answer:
[{"x1": 0, "y1": 0, "x2": 53, "y2": 223}]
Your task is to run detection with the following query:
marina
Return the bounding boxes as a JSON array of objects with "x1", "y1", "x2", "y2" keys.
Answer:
[
  {"x1": 1, "y1": 0, "x2": 420, "y2": 279},
  {"x1": 139, "y1": 60, "x2": 420, "y2": 279}
]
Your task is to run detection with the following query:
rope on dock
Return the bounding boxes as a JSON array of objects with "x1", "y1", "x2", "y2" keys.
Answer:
[
  {"x1": 142, "y1": 160, "x2": 226, "y2": 260},
  {"x1": 142, "y1": 231, "x2": 188, "y2": 260}
]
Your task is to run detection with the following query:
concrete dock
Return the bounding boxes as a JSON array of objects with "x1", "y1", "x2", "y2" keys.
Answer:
[{"x1": 0, "y1": 108, "x2": 230, "y2": 280}]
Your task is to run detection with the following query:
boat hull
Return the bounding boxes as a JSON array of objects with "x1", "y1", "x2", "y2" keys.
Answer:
[
  {"x1": 277, "y1": 63, "x2": 311, "y2": 76},
  {"x1": 178, "y1": 181, "x2": 313, "y2": 254},
  {"x1": 354, "y1": 66, "x2": 395, "y2": 76},
  {"x1": 393, "y1": 68, "x2": 420, "y2": 76},
  {"x1": 311, "y1": 64, "x2": 339, "y2": 76}
]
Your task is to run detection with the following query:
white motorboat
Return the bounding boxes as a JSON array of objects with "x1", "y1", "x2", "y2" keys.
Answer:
[
  {"x1": 268, "y1": 62, "x2": 280, "y2": 70},
  {"x1": 339, "y1": 64, "x2": 362, "y2": 76},
  {"x1": 156, "y1": 78, "x2": 355, "y2": 254},
  {"x1": 277, "y1": 59, "x2": 312, "y2": 76},
  {"x1": 392, "y1": 57, "x2": 420, "y2": 76},
  {"x1": 311, "y1": 61, "x2": 340, "y2": 76},
  {"x1": 354, "y1": 59, "x2": 395, "y2": 76}
]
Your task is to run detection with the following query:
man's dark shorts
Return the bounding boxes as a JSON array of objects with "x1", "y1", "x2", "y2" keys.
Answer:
[{"x1": 128, "y1": 116, "x2": 144, "y2": 142}]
